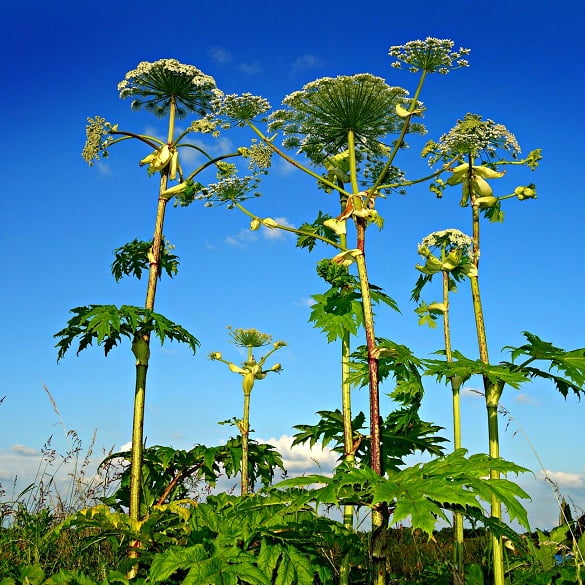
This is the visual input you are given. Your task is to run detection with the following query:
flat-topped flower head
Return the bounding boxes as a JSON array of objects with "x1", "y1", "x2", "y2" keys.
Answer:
[
  {"x1": 416, "y1": 228, "x2": 477, "y2": 279},
  {"x1": 419, "y1": 228, "x2": 474, "y2": 257},
  {"x1": 389, "y1": 38, "x2": 470, "y2": 74},
  {"x1": 426, "y1": 113, "x2": 521, "y2": 163},
  {"x1": 216, "y1": 93, "x2": 271, "y2": 126},
  {"x1": 117, "y1": 58, "x2": 219, "y2": 118},
  {"x1": 229, "y1": 327, "x2": 272, "y2": 348},
  {"x1": 268, "y1": 74, "x2": 421, "y2": 162}
]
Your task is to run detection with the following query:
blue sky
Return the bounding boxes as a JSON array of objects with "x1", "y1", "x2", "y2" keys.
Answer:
[{"x1": 1, "y1": 0, "x2": 584, "y2": 530}]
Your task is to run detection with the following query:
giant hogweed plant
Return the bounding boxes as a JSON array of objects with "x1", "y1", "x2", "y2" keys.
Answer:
[
  {"x1": 55, "y1": 59, "x2": 268, "y2": 537},
  {"x1": 210, "y1": 327, "x2": 286, "y2": 496},
  {"x1": 187, "y1": 39, "x2": 542, "y2": 584},
  {"x1": 412, "y1": 228, "x2": 476, "y2": 576},
  {"x1": 417, "y1": 115, "x2": 585, "y2": 585}
]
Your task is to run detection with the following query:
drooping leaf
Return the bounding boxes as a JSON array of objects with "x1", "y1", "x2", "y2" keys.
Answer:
[{"x1": 54, "y1": 304, "x2": 199, "y2": 360}]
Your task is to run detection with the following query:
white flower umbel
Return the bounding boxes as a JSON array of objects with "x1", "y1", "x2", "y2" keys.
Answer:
[
  {"x1": 117, "y1": 58, "x2": 220, "y2": 118},
  {"x1": 389, "y1": 38, "x2": 471, "y2": 74}
]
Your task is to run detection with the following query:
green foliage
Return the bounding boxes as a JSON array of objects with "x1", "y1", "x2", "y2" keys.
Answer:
[
  {"x1": 295, "y1": 211, "x2": 339, "y2": 251},
  {"x1": 425, "y1": 350, "x2": 530, "y2": 389},
  {"x1": 309, "y1": 288, "x2": 364, "y2": 342},
  {"x1": 503, "y1": 331, "x2": 585, "y2": 398},
  {"x1": 111, "y1": 239, "x2": 179, "y2": 281},
  {"x1": 349, "y1": 338, "x2": 424, "y2": 396},
  {"x1": 99, "y1": 445, "x2": 224, "y2": 515},
  {"x1": 54, "y1": 305, "x2": 199, "y2": 360},
  {"x1": 218, "y1": 436, "x2": 286, "y2": 491},
  {"x1": 309, "y1": 264, "x2": 399, "y2": 342},
  {"x1": 276, "y1": 449, "x2": 530, "y2": 538},
  {"x1": 148, "y1": 492, "x2": 360, "y2": 585}
]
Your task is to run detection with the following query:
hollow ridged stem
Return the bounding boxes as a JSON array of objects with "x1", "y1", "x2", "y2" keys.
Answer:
[
  {"x1": 467, "y1": 161, "x2": 505, "y2": 585},
  {"x1": 241, "y1": 387, "x2": 251, "y2": 496},
  {"x1": 442, "y1": 271, "x2": 464, "y2": 575},
  {"x1": 128, "y1": 97, "x2": 177, "y2": 537}
]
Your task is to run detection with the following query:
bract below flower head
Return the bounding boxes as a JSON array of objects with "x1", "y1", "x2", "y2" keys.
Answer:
[
  {"x1": 427, "y1": 113, "x2": 521, "y2": 163},
  {"x1": 268, "y1": 74, "x2": 419, "y2": 162},
  {"x1": 389, "y1": 38, "x2": 470, "y2": 74},
  {"x1": 229, "y1": 327, "x2": 272, "y2": 348},
  {"x1": 117, "y1": 58, "x2": 219, "y2": 118}
]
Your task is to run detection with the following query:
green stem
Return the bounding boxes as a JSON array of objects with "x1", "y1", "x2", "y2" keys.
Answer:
[
  {"x1": 129, "y1": 360, "x2": 147, "y2": 523},
  {"x1": 338, "y1": 209, "x2": 353, "y2": 585},
  {"x1": 128, "y1": 97, "x2": 177, "y2": 534},
  {"x1": 467, "y1": 163, "x2": 505, "y2": 585},
  {"x1": 376, "y1": 156, "x2": 460, "y2": 191},
  {"x1": 246, "y1": 120, "x2": 351, "y2": 198},
  {"x1": 241, "y1": 388, "x2": 251, "y2": 496},
  {"x1": 368, "y1": 70, "x2": 428, "y2": 203},
  {"x1": 233, "y1": 202, "x2": 344, "y2": 250},
  {"x1": 442, "y1": 271, "x2": 464, "y2": 576},
  {"x1": 353, "y1": 218, "x2": 388, "y2": 585}
]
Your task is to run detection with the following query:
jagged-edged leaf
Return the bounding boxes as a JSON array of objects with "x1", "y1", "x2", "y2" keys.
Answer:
[
  {"x1": 296, "y1": 211, "x2": 339, "y2": 251},
  {"x1": 111, "y1": 238, "x2": 179, "y2": 281},
  {"x1": 54, "y1": 304, "x2": 199, "y2": 360},
  {"x1": 292, "y1": 409, "x2": 366, "y2": 453},
  {"x1": 150, "y1": 544, "x2": 208, "y2": 582},
  {"x1": 504, "y1": 331, "x2": 585, "y2": 398},
  {"x1": 424, "y1": 350, "x2": 530, "y2": 389},
  {"x1": 309, "y1": 289, "x2": 363, "y2": 342}
]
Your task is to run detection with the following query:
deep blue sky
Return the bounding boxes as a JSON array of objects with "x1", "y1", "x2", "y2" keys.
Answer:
[{"x1": 1, "y1": 0, "x2": 584, "y2": 529}]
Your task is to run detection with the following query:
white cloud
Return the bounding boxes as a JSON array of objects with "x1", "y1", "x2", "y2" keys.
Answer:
[
  {"x1": 208, "y1": 46, "x2": 232, "y2": 65},
  {"x1": 292, "y1": 54, "x2": 324, "y2": 75},
  {"x1": 224, "y1": 217, "x2": 294, "y2": 247},
  {"x1": 515, "y1": 393, "x2": 540, "y2": 406},
  {"x1": 11, "y1": 444, "x2": 39, "y2": 456},
  {"x1": 239, "y1": 62, "x2": 262, "y2": 76},
  {"x1": 181, "y1": 137, "x2": 235, "y2": 165},
  {"x1": 225, "y1": 228, "x2": 259, "y2": 248},
  {"x1": 538, "y1": 469, "x2": 585, "y2": 489},
  {"x1": 262, "y1": 217, "x2": 294, "y2": 241},
  {"x1": 297, "y1": 297, "x2": 316, "y2": 308},
  {"x1": 263, "y1": 435, "x2": 338, "y2": 475}
]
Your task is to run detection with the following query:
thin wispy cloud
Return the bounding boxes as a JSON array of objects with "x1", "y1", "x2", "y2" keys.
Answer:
[
  {"x1": 208, "y1": 46, "x2": 233, "y2": 65},
  {"x1": 225, "y1": 217, "x2": 294, "y2": 247},
  {"x1": 239, "y1": 62, "x2": 262, "y2": 76},
  {"x1": 297, "y1": 297, "x2": 316, "y2": 308},
  {"x1": 515, "y1": 393, "x2": 540, "y2": 406},
  {"x1": 262, "y1": 217, "x2": 294, "y2": 241},
  {"x1": 225, "y1": 228, "x2": 259, "y2": 248},
  {"x1": 292, "y1": 54, "x2": 324, "y2": 75}
]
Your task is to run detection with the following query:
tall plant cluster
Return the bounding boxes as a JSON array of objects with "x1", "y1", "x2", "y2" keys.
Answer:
[{"x1": 6, "y1": 41, "x2": 584, "y2": 585}]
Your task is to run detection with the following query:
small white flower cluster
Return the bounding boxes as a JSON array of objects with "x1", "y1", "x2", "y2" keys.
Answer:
[
  {"x1": 436, "y1": 113, "x2": 521, "y2": 159},
  {"x1": 238, "y1": 140, "x2": 273, "y2": 172},
  {"x1": 188, "y1": 115, "x2": 221, "y2": 137},
  {"x1": 216, "y1": 93, "x2": 271, "y2": 123},
  {"x1": 117, "y1": 58, "x2": 216, "y2": 97},
  {"x1": 81, "y1": 116, "x2": 114, "y2": 165},
  {"x1": 196, "y1": 176, "x2": 262, "y2": 208},
  {"x1": 389, "y1": 38, "x2": 470, "y2": 74},
  {"x1": 418, "y1": 228, "x2": 474, "y2": 256}
]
